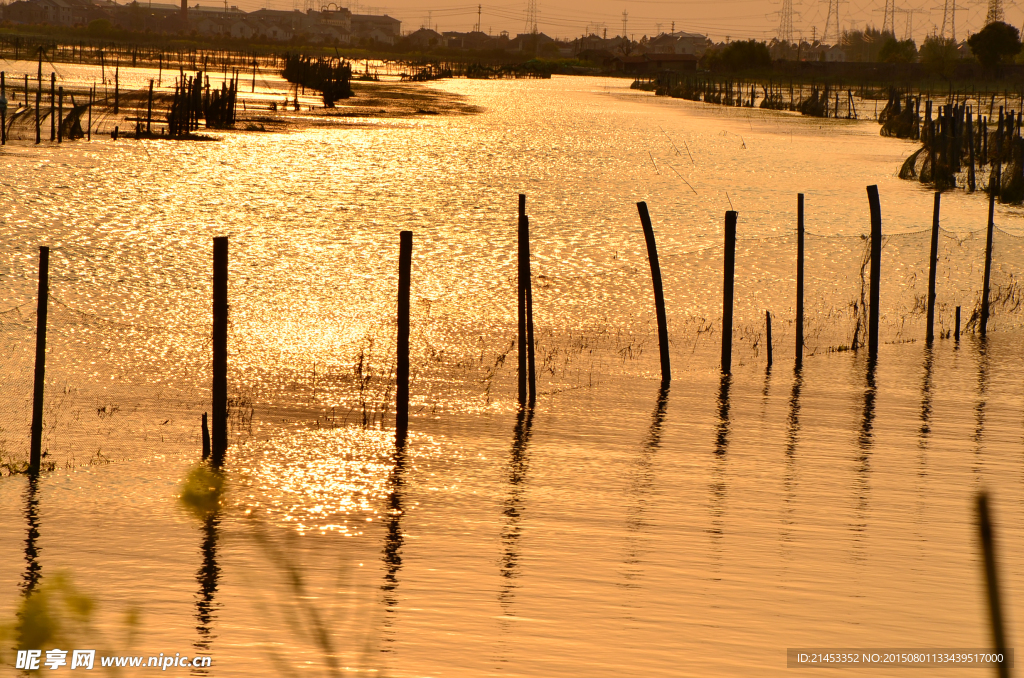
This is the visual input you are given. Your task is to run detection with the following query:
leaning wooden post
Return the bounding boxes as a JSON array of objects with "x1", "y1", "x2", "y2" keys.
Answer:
[
  {"x1": 976, "y1": 492, "x2": 1011, "y2": 678},
  {"x1": 722, "y1": 211, "x2": 737, "y2": 374},
  {"x1": 981, "y1": 182, "x2": 995, "y2": 338},
  {"x1": 211, "y1": 237, "x2": 228, "y2": 468},
  {"x1": 29, "y1": 246, "x2": 49, "y2": 473},
  {"x1": 517, "y1": 194, "x2": 537, "y2": 407},
  {"x1": 795, "y1": 193, "x2": 804, "y2": 370},
  {"x1": 866, "y1": 186, "x2": 882, "y2": 360},
  {"x1": 636, "y1": 201, "x2": 670, "y2": 385},
  {"x1": 926, "y1": 192, "x2": 940, "y2": 343},
  {"x1": 765, "y1": 310, "x2": 773, "y2": 369},
  {"x1": 396, "y1": 231, "x2": 412, "y2": 445}
]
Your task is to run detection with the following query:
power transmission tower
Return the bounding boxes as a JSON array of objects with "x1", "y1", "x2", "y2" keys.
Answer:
[
  {"x1": 881, "y1": 0, "x2": 895, "y2": 35},
  {"x1": 823, "y1": 0, "x2": 842, "y2": 44},
  {"x1": 475, "y1": 4, "x2": 482, "y2": 32},
  {"x1": 525, "y1": 0, "x2": 538, "y2": 34},
  {"x1": 621, "y1": 9, "x2": 628, "y2": 38},
  {"x1": 895, "y1": 7, "x2": 920, "y2": 40},
  {"x1": 985, "y1": 0, "x2": 1002, "y2": 25},
  {"x1": 779, "y1": 0, "x2": 794, "y2": 43}
]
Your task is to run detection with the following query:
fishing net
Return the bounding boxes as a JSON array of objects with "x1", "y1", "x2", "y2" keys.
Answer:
[{"x1": 0, "y1": 219, "x2": 1021, "y2": 470}]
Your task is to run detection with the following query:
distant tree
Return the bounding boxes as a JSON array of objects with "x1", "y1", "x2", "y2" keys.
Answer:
[
  {"x1": 967, "y1": 21, "x2": 1021, "y2": 68},
  {"x1": 841, "y1": 26, "x2": 887, "y2": 62},
  {"x1": 878, "y1": 36, "x2": 917, "y2": 62},
  {"x1": 919, "y1": 36, "x2": 959, "y2": 76},
  {"x1": 705, "y1": 39, "x2": 771, "y2": 71},
  {"x1": 87, "y1": 19, "x2": 113, "y2": 37}
]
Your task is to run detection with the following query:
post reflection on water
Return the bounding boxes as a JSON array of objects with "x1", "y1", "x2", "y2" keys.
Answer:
[
  {"x1": 708, "y1": 375, "x2": 730, "y2": 564},
  {"x1": 621, "y1": 385, "x2": 669, "y2": 589},
  {"x1": 779, "y1": 369, "x2": 803, "y2": 550},
  {"x1": 972, "y1": 338, "x2": 991, "y2": 476},
  {"x1": 194, "y1": 512, "x2": 221, "y2": 659},
  {"x1": 380, "y1": 441, "x2": 406, "y2": 648},
  {"x1": 852, "y1": 357, "x2": 876, "y2": 550},
  {"x1": 918, "y1": 347, "x2": 934, "y2": 451},
  {"x1": 499, "y1": 407, "x2": 534, "y2": 612},
  {"x1": 22, "y1": 473, "x2": 42, "y2": 596}
]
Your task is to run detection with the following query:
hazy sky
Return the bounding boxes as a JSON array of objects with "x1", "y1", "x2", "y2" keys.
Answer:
[{"x1": 225, "y1": 0, "x2": 1023, "y2": 44}]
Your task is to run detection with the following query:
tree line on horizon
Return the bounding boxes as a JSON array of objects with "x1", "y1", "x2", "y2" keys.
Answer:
[{"x1": 706, "y1": 21, "x2": 1024, "y2": 76}]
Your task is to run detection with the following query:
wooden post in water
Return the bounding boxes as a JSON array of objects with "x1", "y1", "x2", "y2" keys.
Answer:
[
  {"x1": 982, "y1": 181, "x2": 996, "y2": 338},
  {"x1": 87, "y1": 85, "x2": 92, "y2": 141},
  {"x1": 976, "y1": 492, "x2": 1011, "y2": 678},
  {"x1": 56, "y1": 86, "x2": 62, "y2": 143},
  {"x1": 34, "y1": 89, "x2": 40, "y2": 144},
  {"x1": 866, "y1": 186, "x2": 882, "y2": 360},
  {"x1": 517, "y1": 195, "x2": 537, "y2": 407},
  {"x1": 967, "y1": 110, "x2": 977, "y2": 192},
  {"x1": 926, "y1": 192, "x2": 940, "y2": 343},
  {"x1": 29, "y1": 246, "x2": 49, "y2": 473},
  {"x1": 955, "y1": 306, "x2": 961, "y2": 342},
  {"x1": 49, "y1": 73, "x2": 54, "y2": 141},
  {"x1": 796, "y1": 193, "x2": 804, "y2": 370},
  {"x1": 636, "y1": 201, "x2": 671, "y2": 385},
  {"x1": 211, "y1": 237, "x2": 228, "y2": 468},
  {"x1": 1, "y1": 72, "x2": 6, "y2": 146},
  {"x1": 201, "y1": 412, "x2": 210, "y2": 461},
  {"x1": 114, "y1": 67, "x2": 119, "y2": 115},
  {"x1": 765, "y1": 310, "x2": 773, "y2": 369},
  {"x1": 147, "y1": 79, "x2": 154, "y2": 135},
  {"x1": 396, "y1": 231, "x2": 412, "y2": 445},
  {"x1": 722, "y1": 211, "x2": 737, "y2": 374}
]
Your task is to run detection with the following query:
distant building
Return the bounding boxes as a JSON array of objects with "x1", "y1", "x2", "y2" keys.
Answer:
[
  {"x1": 647, "y1": 31, "x2": 708, "y2": 56},
  {"x1": 825, "y1": 45, "x2": 846, "y2": 62},
  {"x1": 351, "y1": 13, "x2": 400, "y2": 44},
  {"x1": 403, "y1": 27, "x2": 444, "y2": 49}
]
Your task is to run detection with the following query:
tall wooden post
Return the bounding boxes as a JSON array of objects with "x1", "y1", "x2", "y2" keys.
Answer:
[
  {"x1": 211, "y1": 237, "x2": 228, "y2": 468},
  {"x1": 49, "y1": 73, "x2": 54, "y2": 141},
  {"x1": 967, "y1": 110, "x2": 977, "y2": 192},
  {"x1": 114, "y1": 67, "x2": 119, "y2": 115},
  {"x1": 636, "y1": 201, "x2": 671, "y2": 385},
  {"x1": 955, "y1": 306, "x2": 961, "y2": 342},
  {"x1": 396, "y1": 231, "x2": 412, "y2": 445},
  {"x1": 1, "y1": 71, "x2": 6, "y2": 146},
  {"x1": 147, "y1": 79, "x2": 154, "y2": 135},
  {"x1": 34, "y1": 89, "x2": 40, "y2": 144},
  {"x1": 982, "y1": 183, "x2": 995, "y2": 338},
  {"x1": 926, "y1": 192, "x2": 940, "y2": 343},
  {"x1": 765, "y1": 310, "x2": 773, "y2": 369},
  {"x1": 57, "y1": 86, "x2": 63, "y2": 143},
  {"x1": 866, "y1": 186, "x2": 882, "y2": 360},
  {"x1": 795, "y1": 193, "x2": 804, "y2": 370},
  {"x1": 518, "y1": 195, "x2": 536, "y2": 407},
  {"x1": 29, "y1": 247, "x2": 49, "y2": 473},
  {"x1": 87, "y1": 85, "x2": 92, "y2": 141},
  {"x1": 722, "y1": 211, "x2": 737, "y2": 374}
]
